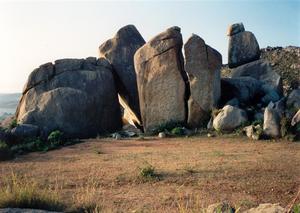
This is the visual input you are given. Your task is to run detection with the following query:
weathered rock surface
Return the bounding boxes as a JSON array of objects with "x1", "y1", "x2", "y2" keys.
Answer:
[
  {"x1": 134, "y1": 26, "x2": 187, "y2": 133},
  {"x1": 231, "y1": 59, "x2": 283, "y2": 94},
  {"x1": 213, "y1": 105, "x2": 248, "y2": 132},
  {"x1": 227, "y1": 22, "x2": 245, "y2": 36},
  {"x1": 16, "y1": 58, "x2": 122, "y2": 138},
  {"x1": 263, "y1": 102, "x2": 281, "y2": 138},
  {"x1": 243, "y1": 203, "x2": 284, "y2": 213},
  {"x1": 291, "y1": 109, "x2": 300, "y2": 126},
  {"x1": 228, "y1": 31, "x2": 260, "y2": 68},
  {"x1": 10, "y1": 124, "x2": 39, "y2": 139},
  {"x1": 221, "y1": 77, "x2": 263, "y2": 105},
  {"x1": 99, "y1": 25, "x2": 145, "y2": 126},
  {"x1": 184, "y1": 34, "x2": 221, "y2": 128},
  {"x1": 287, "y1": 89, "x2": 300, "y2": 110}
]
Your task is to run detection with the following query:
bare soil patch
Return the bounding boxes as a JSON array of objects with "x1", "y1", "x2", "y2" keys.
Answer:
[{"x1": 0, "y1": 136, "x2": 299, "y2": 212}]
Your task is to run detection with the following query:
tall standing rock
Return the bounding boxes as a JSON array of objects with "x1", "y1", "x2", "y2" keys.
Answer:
[
  {"x1": 16, "y1": 58, "x2": 122, "y2": 138},
  {"x1": 184, "y1": 34, "x2": 222, "y2": 128},
  {"x1": 227, "y1": 23, "x2": 260, "y2": 68},
  {"x1": 99, "y1": 25, "x2": 145, "y2": 126},
  {"x1": 134, "y1": 26, "x2": 188, "y2": 133}
]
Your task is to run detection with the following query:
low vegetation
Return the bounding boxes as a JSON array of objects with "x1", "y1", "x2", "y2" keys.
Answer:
[
  {"x1": 0, "y1": 137, "x2": 299, "y2": 211},
  {"x1": 0, "y1": 172, "x2": 64, "y2": 211}
]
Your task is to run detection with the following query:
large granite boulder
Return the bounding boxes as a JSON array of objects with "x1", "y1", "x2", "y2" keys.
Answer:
[
  {"x1": 16, "y1": 58, "x2": 122, "y2": 138},
  {"x1": 221, "y1": 77, "x2": 262, "y2": 105},
  {"x1": 134, "y1": 26, "x2": 187, "y2": 133},
  {"x1": 213, "y1": 105, "x2": 248, "y2": 132},
  {"x1": 228, "y1": 27, "x2": 260, "y2": 68},
  {"x1": 99, "y1": 25, "x2": 145, "y2": 126},
  {"x1": 184, "y1": 34, "x2": 221, "y2": 128},
  {"x1": 263, "y1": 102, "x2": 281, "y2": 138},
  {"x1": 231, "y1": 59, "x2": 283, "y2": 95}
]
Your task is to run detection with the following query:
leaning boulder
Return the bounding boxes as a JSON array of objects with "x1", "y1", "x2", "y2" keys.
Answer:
[
  {"x1": 99, "y1": 25, "x2": 145, "y2": 126},
  {"x1": 16, "y1": 58, "x2": 122, "y2": 138},
  {"x1": 134, "y1": 26, "x2": 187, "y2": 133},
  {"x1": 213, "y1": 105, "x2": 248, "y2": 132},
  {"x1": 184, "y1": 34, "x2": 221, "y2": 128},
  {"x1": 228, "y1": 26, "x2": 260, "y2": 68},
  {"x1": 231, "y1": 59, "x2": 283, "y2": 95},
  {"x1": 263, "y1": 102, "x2": 281, "y2": 138}
]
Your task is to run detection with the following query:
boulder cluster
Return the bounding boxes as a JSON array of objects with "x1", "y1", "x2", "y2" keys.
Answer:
[{"x1": 12, "y1": 23, "x2": 300, "y2": 140}]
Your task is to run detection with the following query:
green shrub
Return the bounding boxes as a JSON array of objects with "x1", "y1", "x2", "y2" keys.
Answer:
[
  {"x1": 171, "y1": 127, "x2": 185, "y2": 136},
  {"x1": 0, "y1": 172, "x2": 64, "y2": 211},
  {"x1": 47, "y1": 130, "x2": 64, "y2": 146},
  {"x1": 293, "y1": 203, "x2": 300, "y2": 213},
  {"x1": 9, "y1": 119, "x2": 17, "y2": 129},
  {"x1": 151, "y1": 120, "x2": 184, "y2": 135},
  {"x1": 138, "y1": 163, "x2": 159, "y2": 181},
  {"x1": 0, "y1": 140, "x2": 13, "y2": 161}
]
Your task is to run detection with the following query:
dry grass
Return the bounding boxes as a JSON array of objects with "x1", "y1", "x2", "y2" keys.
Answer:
[{"x1": 0, "y1": 136, "x2": 299, "y2": 212}]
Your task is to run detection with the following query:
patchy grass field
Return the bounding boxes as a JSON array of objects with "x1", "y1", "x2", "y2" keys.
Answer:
[{"x1": 0, "y1": 136, "x2": 299, "y2": 212}]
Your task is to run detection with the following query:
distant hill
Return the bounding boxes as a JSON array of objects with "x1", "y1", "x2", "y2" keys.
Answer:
[{"x1": 0, "y1": 93, "x2": 21, "y2": 121}]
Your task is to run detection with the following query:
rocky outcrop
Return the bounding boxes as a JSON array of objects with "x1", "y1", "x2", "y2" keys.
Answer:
[
  {"x1": 184, "y1": 34, "x2": 221, "y2": 128},
  {"x1": 213, "y1": 105, "x2": 248, "y2": 132},
  {"x1": 228, "y1": 24, "x2": 260, "y2": 68},
  {"x1": 231, "y1": 59, "x2": 283, "y2": 95},
  {"x1": 134, "y1": 26, "x2": 188, "y2": 133},
  {"x1": 99, "y1": 25, "x2": 145, "y2": 126},
  {"x1": 16, "y1": 58, "x2": 122, "y2": 138}
]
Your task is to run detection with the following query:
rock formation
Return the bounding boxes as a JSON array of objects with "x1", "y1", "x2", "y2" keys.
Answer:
[
  {"x1": 227, "y1": 23, "x2": 260, "y2": 68},
  {"x1": 16, "y1": 58, "x2": 122, "y2": 138},
  {"x1": 231, "y1": 59, "x2": 283, "y2": 95},
  {"x1": 99, "y1": 25, "x2": 145, "y2": 127},
  {"x1": 134, "y1": 26, "x2": 188, "y2": 133},
  {"x1": 184, "y1": 34, "x2": 221, "y2": 128}
]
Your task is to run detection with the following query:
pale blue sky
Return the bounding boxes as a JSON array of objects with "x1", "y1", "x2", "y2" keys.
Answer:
[{"x1": 0, "y1": 0, "x2": 299, "y2": 93}]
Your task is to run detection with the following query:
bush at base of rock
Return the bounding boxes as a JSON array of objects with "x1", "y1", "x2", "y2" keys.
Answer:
[{"x1": 0, "y1": 141, "x2": 13, "y2": 161}]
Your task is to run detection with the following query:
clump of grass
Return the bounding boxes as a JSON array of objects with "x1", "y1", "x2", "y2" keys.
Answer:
[
  {"x1": 0, "y1": 172, "x2": 64, "y2": 211},
  {"x1": 137, "y1": 163, "x2": 159, "y2": 182},
  {"x1": 72, "y1": 171, "x2": 103, "y2": 213},
  {"x1": 171, "y1": 127, "x2": 185, "y2": 136},
  {"x1": 293, "y1": 203, "x2": 300, "y2": 213}
]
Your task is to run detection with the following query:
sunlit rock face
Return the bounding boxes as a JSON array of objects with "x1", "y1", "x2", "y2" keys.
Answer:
[{"x1": 16, "y1": 58, "x2": 122, "y2": 138}]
